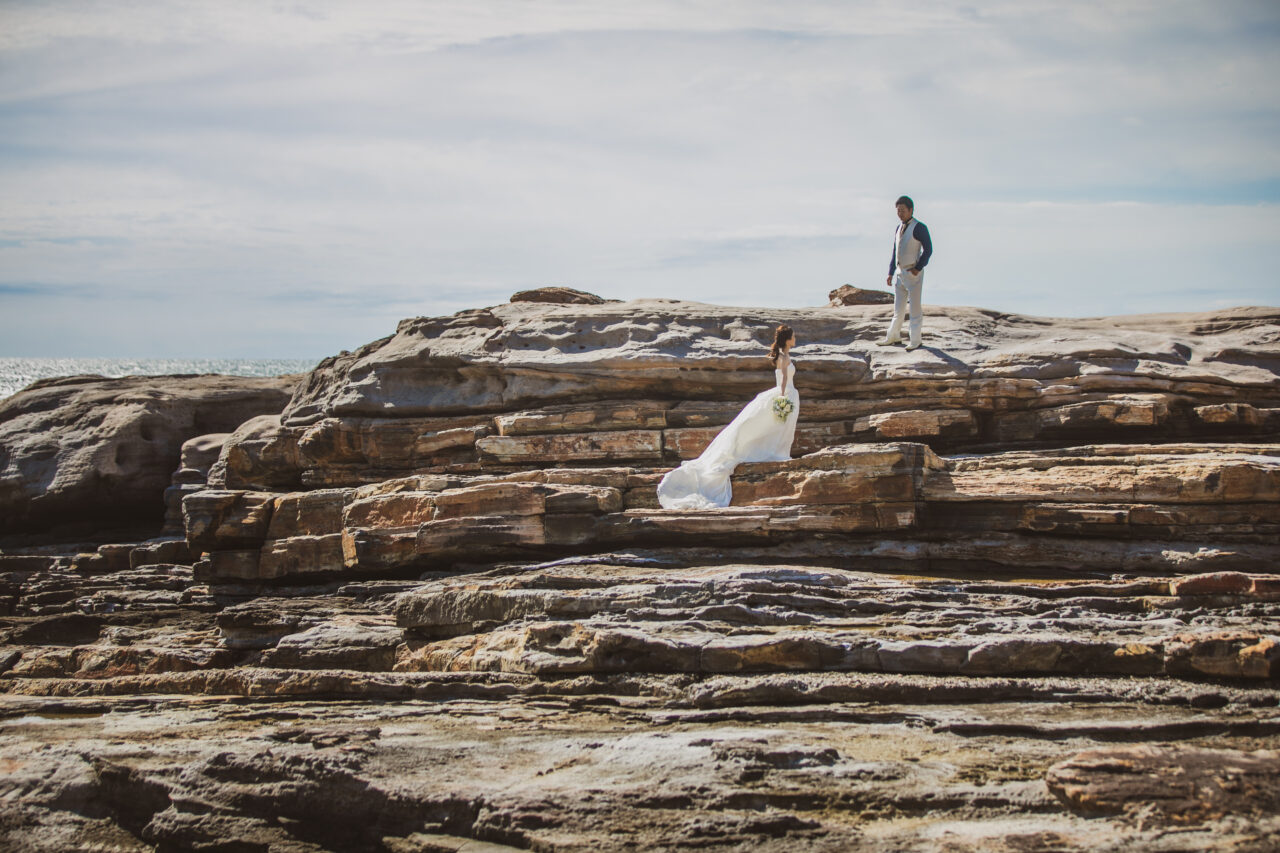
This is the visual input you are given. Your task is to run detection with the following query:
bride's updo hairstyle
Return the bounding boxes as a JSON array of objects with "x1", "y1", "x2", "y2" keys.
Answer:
[{"x1": 768, "y1": 325, "x2": 795, "y2": 366}]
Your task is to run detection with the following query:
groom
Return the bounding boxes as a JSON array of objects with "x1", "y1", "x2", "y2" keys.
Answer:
[{"x1": 880, "y1": 195, "x2": 933, "y2": 351}]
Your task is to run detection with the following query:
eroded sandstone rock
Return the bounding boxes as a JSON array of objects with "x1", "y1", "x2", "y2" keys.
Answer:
[
  {"x1": 175, "y1": 303, "x2": 1278, "y2": 492},
  {"x1": 5, "y1": 688, "x2": 1277, "y2": 852},
  {"x1": 185, "y1": 442, "x2": 1280, "y2": 582},
  {"x1": 4, "y1": 299, "x2": 1279, "y2": 851},
  {"x1": 509, "y1": 286, "x2": 609, "y2": 304},
  {"x1": 828, "y1": 284, "x2": 894, "y2": 306},
  {"x1": 279, "y1": 302, "x2": 1280, "y2": 436},
  {"x1": 4, "y1": 536, "x2": 1279, "y2": 850},
  {"x1": 1046, "y1": 746, "x2": 1280, "y2": 822},
  {"x1": 391, "y1": 561, "x2": 1280, "y2": 680},
  {"x1": 207, "y1": 414, "x2": 306, "y2": 490},
  {"x1": 0, "y1": 374, "x2": 297, "y2": 537}
]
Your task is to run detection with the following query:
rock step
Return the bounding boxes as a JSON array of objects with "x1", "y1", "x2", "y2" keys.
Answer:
[
  {"x1": 2, "y1": 563, "x2": 203, "y2": 617},
  {"x1": 391, "y1": 564, "x2": 1280, "y2": 680},
  {"x1": 6, "y1": 563, "x2": 1278, "y2": 684},
  {"x1": 222, "y1": 396, "x2": 1280, "y2": 488},
  {"x1": 186, "y1": 442, "x2": 1280, "y2": 582},
  {"x1": 67, "y1": 538, "x2": 194, "y2": 575},
  {"x1": 3, "y1": 670, "x2": 1278, "y2": 708}
]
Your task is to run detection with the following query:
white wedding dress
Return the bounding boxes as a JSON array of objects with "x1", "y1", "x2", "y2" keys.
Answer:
[{"x1": 657, "y1": 361, "x2": 799, "y2": 509}]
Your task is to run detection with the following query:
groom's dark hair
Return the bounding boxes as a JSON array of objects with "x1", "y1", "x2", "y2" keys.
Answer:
[{"x1": 896, "y1": 195, "x2": 914, "y2": 210}]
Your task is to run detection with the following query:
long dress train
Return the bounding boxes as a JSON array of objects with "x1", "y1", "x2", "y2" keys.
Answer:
[{"x1": 656, "y1": 361, "x2": 799, "y2": 509}]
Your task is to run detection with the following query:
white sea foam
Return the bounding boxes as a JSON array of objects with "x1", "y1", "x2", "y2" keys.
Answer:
[{"x1": 0, "y1": 358, "x2": 316, "y2": 401}]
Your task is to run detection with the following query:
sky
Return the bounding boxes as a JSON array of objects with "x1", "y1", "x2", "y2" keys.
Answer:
[{"x1": 1, "y1": 0, "x2": 1278, "y2": 358}]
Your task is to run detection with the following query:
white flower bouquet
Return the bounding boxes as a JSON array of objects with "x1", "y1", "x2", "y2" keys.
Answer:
[{"x1": 771, "y1": 396, "x2": 795, "y2": 422}]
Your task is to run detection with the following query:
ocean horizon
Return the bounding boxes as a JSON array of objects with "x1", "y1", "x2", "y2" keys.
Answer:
[{"x1": 0, "y1": 357, "x2": 318, "y2": 402}]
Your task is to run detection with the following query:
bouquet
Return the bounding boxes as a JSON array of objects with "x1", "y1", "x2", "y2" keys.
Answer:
[{"x1": 771, "y1": 396, "x2": 795, "y2": 422}]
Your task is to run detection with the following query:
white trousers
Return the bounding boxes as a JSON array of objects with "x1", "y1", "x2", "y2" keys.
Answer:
[{"x1": 887, "y1": 269, "x2": 923, "y2": 344}]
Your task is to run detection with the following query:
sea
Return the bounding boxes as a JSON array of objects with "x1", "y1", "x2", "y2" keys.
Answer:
[{"x1": 0, "y1": 358, "x2": 318, "y2": 402}]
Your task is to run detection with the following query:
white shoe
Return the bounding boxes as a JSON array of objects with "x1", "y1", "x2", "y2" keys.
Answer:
[
  {"x1": 905, "y1": 341, "x2": 921, "y2": 351},
  {"x1": 878, "y1": 335, "x2": 902, "y2": 346}
]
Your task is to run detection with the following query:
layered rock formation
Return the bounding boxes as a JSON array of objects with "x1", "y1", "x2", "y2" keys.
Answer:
[
  {"x1": 281, "y1": 301, "x2": 1278, "y2": 425},
  {"x1": 1, "y1": 296, "x2": 1278, "y2": 851},
  {"x1": 0, "y1": 373, "x2": 298, "y2": 539},
  {"x1": 211, "y1": 301, "x2": 1279, "y2": 495},
  {"x1": 185, "y1": 441, "x2": 1280, "y2": 589}
]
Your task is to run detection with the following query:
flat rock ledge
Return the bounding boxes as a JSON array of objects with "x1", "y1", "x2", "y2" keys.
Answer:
[
  {"x1": 206, "y1": 302, "x2": 1280, "y2": 496},
  {"x1": 184, "y1": 441, "x2": 1280, "y2": 583}
]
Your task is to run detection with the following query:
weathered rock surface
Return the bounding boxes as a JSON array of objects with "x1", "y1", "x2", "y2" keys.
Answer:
[
  {"x1": 828, "y1": 284, "x2": 894, "y2": 306},
  {"x1": 279, "y1": 301, "x2": 1280, "y2": 430},
  {"x1": 187, "y1": 441, "x2": 1280, "y2": 583},
  {"x1": 1046, "y1": 745, "x2": 1280, "y2": 822},
  {"x1": 0, "y1": 374, "x2": 298, "y2": 538},
  {"x1": 2, "y1": 299, "x2": 1278, "y2": 851},
  {"x1": 509, "y1": 286, "x2": 611, "y2": 304},
  {"x1": 4, "y1": 545, "x2": 1280, "y2": 850},
  {"x1": 204, "y1": 302, "x2": 1280, "y2": 491},
  {"x1": 160, "y1": 432, "x2": 235, "y2": 536},
  {"x1": 389, "y1": 560, "x2": 1280, "y2": 680},
  {"x1": 2, "y1": 675, "x2": 1279, "y2": 851}
]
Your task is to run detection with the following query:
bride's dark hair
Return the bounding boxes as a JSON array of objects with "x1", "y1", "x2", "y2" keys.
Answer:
[{"x1": 768, "y1": 324, "x2": 794, "y2": 366}]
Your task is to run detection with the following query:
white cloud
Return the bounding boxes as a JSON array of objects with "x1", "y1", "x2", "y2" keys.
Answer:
[
  {"x1": 0, "y1": 1, "x2": 1277, "y2": 356},
  {"x1": 0, "y1": 1, "x2": 978, "y2": 52}
]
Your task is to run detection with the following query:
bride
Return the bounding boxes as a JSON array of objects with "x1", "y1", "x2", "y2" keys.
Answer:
[{"x1": 657, "y1": 324, "x2": 799, "y2": 509}]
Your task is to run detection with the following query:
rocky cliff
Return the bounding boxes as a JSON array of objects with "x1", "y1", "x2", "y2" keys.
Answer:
[{"x1": 1, "y1": 295, "x2": 1278, "y2": 851}]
